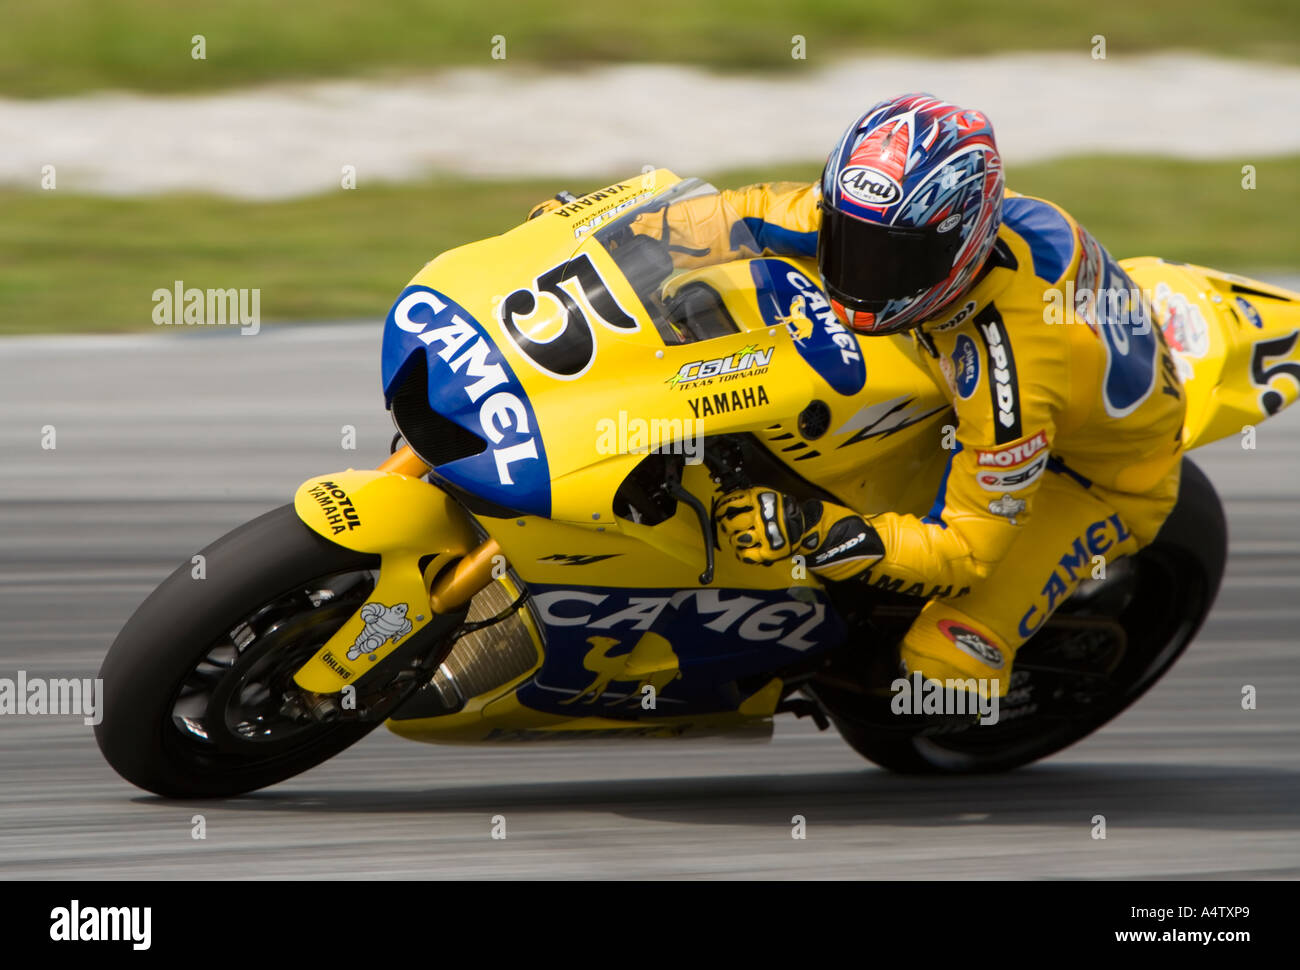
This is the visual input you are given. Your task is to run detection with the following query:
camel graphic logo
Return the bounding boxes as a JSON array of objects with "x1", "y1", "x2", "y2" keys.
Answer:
[
  {"x1": 775, "y1": 294, "x2": 815, "y2": 343},
  {"x1": 561, "y1": 633, "x2": 681, "y2": 706},
  {"x1": 752, "y1": 261, "x2": 866, "y2": 395},
  {"x1": 347, "y1": 602, "x2": 413, "y2": 661}
]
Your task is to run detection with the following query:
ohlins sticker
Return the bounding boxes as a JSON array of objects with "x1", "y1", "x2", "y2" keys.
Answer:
[
  {"x1": 973, "y1": 306, "x2": 1021, "y2": 441},
  {"x1": 1017, "y1": 514, "x2": 1133, "y2": 637},
  {"x1": 977, "y1": 430, "x2": 1048, "y2": 467},
  {"x1": 668, "y1": 345, "x2": 773, "y2": 389},
  {"x1": 752, "y1": 262, "x2": 866, "y2": 395},
  {"x1": 938, "y1": 619, "x2": 1005, "y2": 670},
  {"x1": 320, "y1": 650, "x2": 353, "y2": 680},
  {"x1": 500, "y1": 253, "x2": 639, "y2": 380},
  {"x1": 307, "y1": 480, "x2": 362, "y2": 535},
  {"x1": 688, "y1": 384, "x2": 770, "y2": 418},
  {"x1": 977, "y1": 454, "x2": 1047, "y2": 492},
  {"x1": 348, "y1": 602, "x2": 413, "y2": 661},
  {"x1": 382, "y1": 285, "x2": 551, "y2": 516}
]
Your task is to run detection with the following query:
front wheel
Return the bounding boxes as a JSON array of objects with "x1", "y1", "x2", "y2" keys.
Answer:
[
  {"x1": 95, "y1": 505, "x2": 460, "y2": 798},
  {"x1": 813, "y1": 458, "x2": 1227, "y2": 774}
]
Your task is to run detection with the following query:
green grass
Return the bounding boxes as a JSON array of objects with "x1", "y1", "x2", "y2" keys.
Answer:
[
  {"x1": 1, "y1": 0, "x2": 1298, "y2": 96},
  {"x1": 3, "y1": 156, "x2": 1297, "y2": 335}
]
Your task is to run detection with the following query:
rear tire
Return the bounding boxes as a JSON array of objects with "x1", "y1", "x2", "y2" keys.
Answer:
[{"x1": 816, "y1": 458, "x2": 1226, "y2": 774}]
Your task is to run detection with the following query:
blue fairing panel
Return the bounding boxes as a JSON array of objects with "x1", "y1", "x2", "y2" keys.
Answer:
[
  {"x1": 382, "y1": 284, "x2": 552, "y2": 517},
  {"x1": 516, "y1": 584, "x2": 846, "y2": 716}
]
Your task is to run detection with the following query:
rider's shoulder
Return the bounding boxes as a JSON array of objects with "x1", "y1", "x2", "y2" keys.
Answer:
[{"x1": 999, "y1": 191, "x2": 1082, "y2": 287}]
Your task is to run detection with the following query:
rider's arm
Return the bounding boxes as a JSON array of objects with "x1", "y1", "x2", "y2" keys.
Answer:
[
  {"x1": 719, "y1": 182, "x2": 821, "y2": 258},
  {"x1": 715, "y1": 294, "x2": 1068, "y2": 588},
  {"x1": 631, "y1": 181, "x2": 821, "y2": 266},
  {"x1": 863, "y1": 307, "x2": 1067, "y2": 592}
]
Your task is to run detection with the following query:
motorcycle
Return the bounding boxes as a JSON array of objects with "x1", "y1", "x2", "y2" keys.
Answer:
[{"x1": 95, "y1": 171, "x2": 1300, "y2": 796}]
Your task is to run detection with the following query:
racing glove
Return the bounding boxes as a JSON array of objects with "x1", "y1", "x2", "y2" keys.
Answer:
[
  {"x1": 715, "y1": 487, "x2": 884, "y2": 581},
  {"x1": 629, "y1": 196, "x2": 753, "y2": 269}
]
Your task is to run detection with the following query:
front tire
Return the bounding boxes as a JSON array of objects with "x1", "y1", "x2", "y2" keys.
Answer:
[{"x1": 96, "y1": 505, "x2": 444, "y2": 798}]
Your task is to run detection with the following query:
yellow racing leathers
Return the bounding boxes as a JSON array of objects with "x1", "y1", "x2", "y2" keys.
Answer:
[{"x1": 665, "y1": 183, "x2": 1187, "y2": 697}]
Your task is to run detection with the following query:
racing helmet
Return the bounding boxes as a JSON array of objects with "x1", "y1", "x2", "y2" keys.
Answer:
[{"x1": 818, "y1": 93, "x2": 1005, "y2": 335}]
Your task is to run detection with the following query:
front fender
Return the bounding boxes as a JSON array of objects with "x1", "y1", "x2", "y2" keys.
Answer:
[{"x1": 290, "y1": 470, "x2": 479, "y2": 693}]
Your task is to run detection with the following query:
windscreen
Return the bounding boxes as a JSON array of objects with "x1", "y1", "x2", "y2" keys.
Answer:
[{"x1": 593, "y1": 178, "x2": 770, "y2": 345}]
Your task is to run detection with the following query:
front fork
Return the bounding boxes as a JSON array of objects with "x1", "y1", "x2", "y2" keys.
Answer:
[{"x1": 288, "y1": 446, "x2": 502, "y2": 694}]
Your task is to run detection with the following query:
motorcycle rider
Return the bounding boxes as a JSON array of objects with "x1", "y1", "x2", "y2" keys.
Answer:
[{"x1": 624, "y1": 94, "x2": 1187, "y2": 700}]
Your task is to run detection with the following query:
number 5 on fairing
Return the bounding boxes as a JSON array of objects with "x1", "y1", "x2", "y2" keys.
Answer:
[{"x1": 499, "y1": 253, "x2": 639, "y2": 380}]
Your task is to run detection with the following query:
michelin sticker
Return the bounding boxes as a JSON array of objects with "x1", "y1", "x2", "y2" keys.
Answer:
[
  {"x1": 988, "y1": 494, "x2": 1026, "y2": 524},
  {"x1": 348, "y1": 602, "x2": 414, "y2": 661}
]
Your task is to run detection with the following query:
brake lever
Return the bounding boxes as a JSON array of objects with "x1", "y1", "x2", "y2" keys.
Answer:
[{"x1": 668, "y1": 481, "x2": 715, "y2": 585}]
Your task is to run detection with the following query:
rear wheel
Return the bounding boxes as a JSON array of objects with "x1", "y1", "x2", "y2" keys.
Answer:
[
  {"x1": 813, "y1": 458, "x2": 1226, "y2": 774},
  {"x1": 95, "y1": 505, "x2": 462, "y2": 798}
]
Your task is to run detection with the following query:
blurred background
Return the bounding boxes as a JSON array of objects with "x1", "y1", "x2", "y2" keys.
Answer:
[
  {"x1": 3, "y1": 1, "x2": 1300, "y2": 881},
  {"x1": 1, "y1": 0, "x2": 1298, "y2": 331}
]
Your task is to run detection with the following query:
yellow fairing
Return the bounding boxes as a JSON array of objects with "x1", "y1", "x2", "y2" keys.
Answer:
[
  {"x1": 290, "y1": 470, "x2": 478, "y2": 693},
  {"x1": 1123, "y1": 258, "x2": 1300, "y2": 448},
  {"x1": 351, "y1": 174, "x2": 952, "y2": 742},
  {"x1": 386, "y1": 669, "x2": 782, "y2": 744},
  {"x1": 398, "y1": 171, "x2": 949, "y2": 525}
]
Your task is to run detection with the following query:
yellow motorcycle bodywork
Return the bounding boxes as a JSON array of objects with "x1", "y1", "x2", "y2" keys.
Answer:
[
  {"x1": 287, "y1": 171, "x2": 1300, "y2": 743},
  {"x1": 1122, "y1": 258, "x2": 1300, "y2": 448}
]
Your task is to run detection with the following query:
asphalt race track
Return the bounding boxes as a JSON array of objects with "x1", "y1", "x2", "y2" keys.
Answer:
[{"x1": 2, "y1": 323, "x2": 1298, "y2": 880}]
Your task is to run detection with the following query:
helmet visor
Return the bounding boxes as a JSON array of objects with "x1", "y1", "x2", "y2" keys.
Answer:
[{"x1": 818, "y1": 205, "x2": 963, "y2": 311}]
